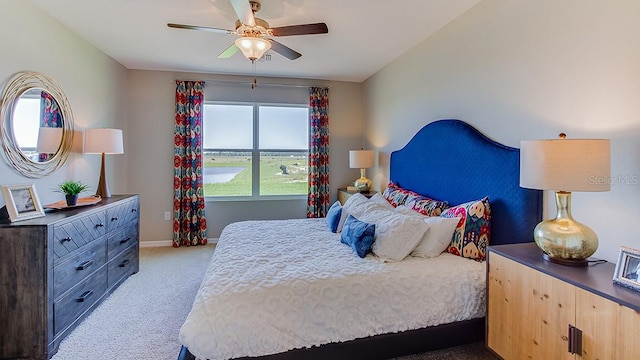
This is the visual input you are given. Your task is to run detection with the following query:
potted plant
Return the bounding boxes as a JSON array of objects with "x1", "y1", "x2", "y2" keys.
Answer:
[{"x1": 57, "y1": 180, "x2": 89, "y2": 206}]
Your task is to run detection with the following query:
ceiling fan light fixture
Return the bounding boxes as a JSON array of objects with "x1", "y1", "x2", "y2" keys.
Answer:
[{"x1": 234, "y1": 37, "x2": 271, "y2": 61}]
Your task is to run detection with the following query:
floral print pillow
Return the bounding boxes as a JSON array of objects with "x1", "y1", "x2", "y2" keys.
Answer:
[
  {"x1": 405, "y1": 194, "x2": 449, "y2": 216},
  {"x1": 382, "y1": 182, "x2": 413, "y2": 207},
  {"x1": 441, "y1": 196, "x2": 491, "y2": 261}
]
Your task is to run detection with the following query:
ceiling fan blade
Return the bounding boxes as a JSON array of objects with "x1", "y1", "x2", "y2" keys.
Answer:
[
  {"x1": 229, "y1": 0, "x2": 255, "y2": 26},
  {"x1": 218, "y1": 44, "x2": 239, "y2": 58},
  {"x1": 167, "y1": 23, "x2": 232, "y2": 34},
  {"x1": 270, "y1": 23, "x2": 328, "y2": 37},
  {"x1": 269, "y1": 40, "x2": 302, "y2": 60}
]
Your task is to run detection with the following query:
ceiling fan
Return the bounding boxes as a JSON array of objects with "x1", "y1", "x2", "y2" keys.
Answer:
[{"x1": 167, "y1": 0, "x2": 328, "y2": 62}]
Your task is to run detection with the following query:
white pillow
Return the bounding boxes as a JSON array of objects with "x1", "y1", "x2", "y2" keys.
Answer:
[
  {"x1": 337, "y1": 193, "x2": 383, "y2": 232},
  {"x1": 370, "y1": 211, "x2": 429, "y2": 262},
  {"x1": 369, "y1": 192, "x2": 395, "y2": 210},
  {"x1": 411, "y1": 217, "x2": 459, "y2": 258}
]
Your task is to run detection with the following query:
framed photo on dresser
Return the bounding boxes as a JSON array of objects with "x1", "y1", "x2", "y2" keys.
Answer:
[
  {"x1": 1, "y1": 184, "x2": 45, "y2": 222},
  {"x1": 613, "y1": 246, "x2": 640, "y2": 292}
]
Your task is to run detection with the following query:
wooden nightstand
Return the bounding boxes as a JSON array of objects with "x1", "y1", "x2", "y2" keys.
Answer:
[
  {"x1": 337, "y1": 188, "x2": 376, "y2": 205},
  {"x1": 487, "y1": 243, "x2": 640, "y2": 360}
]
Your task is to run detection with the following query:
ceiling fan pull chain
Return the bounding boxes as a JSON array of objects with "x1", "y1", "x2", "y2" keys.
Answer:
[{"x1": 251, "y1": 60, "x2": 257, "y2": 89}]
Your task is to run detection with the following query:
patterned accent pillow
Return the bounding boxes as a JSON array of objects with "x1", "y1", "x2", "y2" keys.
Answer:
[
  {"x1": 382, "y1": 182, "x2": 414, "y2": 207},
  {"x1": 405, "y1": 194, "x2": 450, "y2": 216},
  {"x1": 440, "y1": 196, "x2": 491, "y2": 261}
]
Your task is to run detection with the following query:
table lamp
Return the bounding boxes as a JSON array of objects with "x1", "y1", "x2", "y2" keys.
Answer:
[
  {"x1": 349, "y1": 149, "x2": 375, "y2": 192},
  {"x1": 84, "y1": 128, "x2": 124, "y2": 198},
  {"x1": 520, "y1": 134, "x2": 610, "y2": 266}
]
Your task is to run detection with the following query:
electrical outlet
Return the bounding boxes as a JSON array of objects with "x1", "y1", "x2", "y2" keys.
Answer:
[{"x1": 164, "y1": 211, "x2": 171, "y2": 221}]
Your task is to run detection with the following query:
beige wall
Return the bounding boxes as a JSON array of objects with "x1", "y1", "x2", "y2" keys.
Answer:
[
  {"x1": 0, "y1": 2, "x2": 128, "y2": 207},
  {"x1": 127, "y1": 70, "x2": 363, "y2": 242},
  {"x1": 362, "y1": 0, "x2": 640, "y2": 262}
]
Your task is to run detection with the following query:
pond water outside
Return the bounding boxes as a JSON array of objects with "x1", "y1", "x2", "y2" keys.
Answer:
[{"x1": 203, "y1": 167, "x2": 245, "y2": 183}]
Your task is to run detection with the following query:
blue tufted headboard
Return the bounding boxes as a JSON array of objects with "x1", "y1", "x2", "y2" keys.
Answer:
[{"x1": 390, "y1": 119, "x2": 542, "y2": 246}]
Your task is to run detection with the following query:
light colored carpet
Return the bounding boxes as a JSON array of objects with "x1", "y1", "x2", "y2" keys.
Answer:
[{"x1": 51, "y1": 245, "x2": 497, "y2": 360}]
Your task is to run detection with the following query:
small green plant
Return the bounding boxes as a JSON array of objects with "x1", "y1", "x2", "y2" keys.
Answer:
[{"x1": 57, "y1": 180, "x2": 89, "y2": 196}]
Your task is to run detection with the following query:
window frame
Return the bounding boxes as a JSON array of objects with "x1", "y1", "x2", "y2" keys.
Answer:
[{"x1": 203, "y1": 101, "x2": 309, "y2": 201}]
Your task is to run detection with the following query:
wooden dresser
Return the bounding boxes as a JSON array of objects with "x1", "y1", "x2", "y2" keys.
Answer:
[
  {"x1": 487, "y1": 243, "x2": 640, "y2": 360},
  {"x1": 0, "y1": 194, "x2": 140, "y2": 359}
]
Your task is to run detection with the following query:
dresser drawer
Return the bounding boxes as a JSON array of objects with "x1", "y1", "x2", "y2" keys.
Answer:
[
  {"x1": 106, "y1": 198, "x2": 140, "y2": 232},
  {"x1": 52, "y1": 211, "x2": 107, "y2": 262},
  {"x1": 53, "y1": 238, "x2": 107, "y2": 299},
  {"x1": 107, "y1": 221, "x2": 138, "y2": 260},
  {"x1": 108, "y1": 245, "x2": 139, "y2": 289},
  {"x1": 54, "y1": 268, "x2": 108, "y2": 335}
]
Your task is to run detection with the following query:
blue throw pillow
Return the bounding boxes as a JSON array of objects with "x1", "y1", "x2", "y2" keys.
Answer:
[
  {"x1": 326, "y1": 201, "x2": 342, "y2": 233},
  {"x1": 340, "y1": 215, "x2": 375, "y2": 258}
]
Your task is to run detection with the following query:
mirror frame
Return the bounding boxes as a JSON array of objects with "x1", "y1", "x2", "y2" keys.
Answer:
[{"x1": 0, "y1": 71, "x2": 74, "y2": 178}]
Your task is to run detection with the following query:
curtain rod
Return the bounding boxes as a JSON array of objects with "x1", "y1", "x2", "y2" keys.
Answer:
[{"x1": 173, "y1": 79, "x2": 331, "y2": 89}]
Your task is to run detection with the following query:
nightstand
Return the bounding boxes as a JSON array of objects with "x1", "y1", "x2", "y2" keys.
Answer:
[
  {"x1": 337, "y1": 188, "x2": 376, "y2": 205},
  {"x1": 487, "y1": 243, "x2": 640, "y2": 359}
]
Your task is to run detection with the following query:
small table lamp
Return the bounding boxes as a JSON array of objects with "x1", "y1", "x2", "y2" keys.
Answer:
[
  {"x1": 84, "y1": 128, "x2": 124, "y2": 198},
  {"x1": 349, "y1": 149, "x2": 375, "y2": 192},
  {"x1": 520, "y1": 134, "x2": 610, "y2": 266}
]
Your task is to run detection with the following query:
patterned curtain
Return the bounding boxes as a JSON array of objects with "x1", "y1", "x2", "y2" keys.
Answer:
[
  {"x1": 173, "y1": 80, "x2": 207, "y2": 247},
  {"x1": 307, "y1": 87, "x2": 330, "y2": 218},
  {"x1": 39, "y1": 91, "x2": 62, "y2": 161}
]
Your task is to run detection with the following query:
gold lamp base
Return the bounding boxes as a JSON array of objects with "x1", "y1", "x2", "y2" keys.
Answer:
[
  {"x1": 354, "y1": 168, "x2": 371, "y2": 192},
  {"x1": 534, "y1": 191, "x2": 598, "y2": 267}
]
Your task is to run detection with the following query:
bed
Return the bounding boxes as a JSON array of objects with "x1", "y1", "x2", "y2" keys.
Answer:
[{"x1": 178, "y1": 119, "x2": 542, "y2": 360}]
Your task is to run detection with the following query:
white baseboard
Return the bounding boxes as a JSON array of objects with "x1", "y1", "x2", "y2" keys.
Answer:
[{"x1": 139, "y1": 238, "x2": 219, "y2": 248}]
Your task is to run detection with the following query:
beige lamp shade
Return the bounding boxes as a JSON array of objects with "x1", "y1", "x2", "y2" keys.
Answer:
[
  {"x1": 36, "y1": 127, "x2": 63, "y2": 154},
  {"x1": 84, "y1": 128, "x2": 124, "y2": 154},
  {"x1": 520, "y1": 139, "x2": 611, "y2": 192},
  {"x1": 349, "y1": 150, "x2": 375, "y2": 169}
]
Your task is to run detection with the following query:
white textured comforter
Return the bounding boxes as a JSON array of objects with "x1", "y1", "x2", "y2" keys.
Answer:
[{"x1": 179, "y1": 218, "x2": 486, "y2": 360}]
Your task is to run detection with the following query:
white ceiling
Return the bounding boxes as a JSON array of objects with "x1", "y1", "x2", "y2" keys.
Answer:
[{"x1": 28, "y1": 0, "x2": 480, "y2": 82}]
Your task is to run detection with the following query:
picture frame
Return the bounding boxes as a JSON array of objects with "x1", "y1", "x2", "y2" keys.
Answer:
[
  {"x1": 1, "y1": 184, "x2": 45, "y2": 222},
  {"x1": 613, "y1": 246, "x2": 640, "y2": 292}
]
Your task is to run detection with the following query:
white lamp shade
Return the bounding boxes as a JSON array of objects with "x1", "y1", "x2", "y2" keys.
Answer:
[
  {"x1": 84, "y1": 128, "x2": 124, "y2": 154},
  {"x1": 349, "y1": 150, "x2": 375, "y2": 169},
  {"x1": 520, "y1": 139, "x2": 610, "y2": 192},
  {"x1": 36, "y1": 127, "x2": 63, "y2": 153},
  {"x1": 234, "y1": 37, "x2": 271, "y2": 60}
]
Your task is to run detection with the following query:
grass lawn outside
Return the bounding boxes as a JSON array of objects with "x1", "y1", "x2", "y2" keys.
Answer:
[{"x1": 203, "y1": 152, "x2": 308, "y2": 197}]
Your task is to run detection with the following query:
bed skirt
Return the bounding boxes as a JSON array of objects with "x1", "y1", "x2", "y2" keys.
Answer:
[{"x1": 178, "y1": 317, "x2": 485, "y2": 360}]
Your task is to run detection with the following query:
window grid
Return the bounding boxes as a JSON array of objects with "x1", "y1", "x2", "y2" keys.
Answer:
[{"x1": 203, "y1": 102, "x2": 308, "y2": 199}]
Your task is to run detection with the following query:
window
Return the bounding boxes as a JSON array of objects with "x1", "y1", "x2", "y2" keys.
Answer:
[{"x1": 203, "y1": 102, "x2": 309, "y2": 198}]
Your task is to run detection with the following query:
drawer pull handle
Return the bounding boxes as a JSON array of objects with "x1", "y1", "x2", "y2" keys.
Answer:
[
  {"x1": 131, "y1": 208, "x2": 138, "y2": 212},
  {"x1": 60, "y1": 237, "x2": 72, "y2": 243},
  {"x1": 76, "y1": 290, "x2": 94, "y2": 302},
  {"x1": 111, "y1": 217, "x2": 119, "y2": 221},
  {"x1": 76, "y1": 260, "x2": 94, "y2": 270},
  {"x1": 568, "y1": 325, "x2": 583, "y2": 355},
  {"x1": 119, "y1": 237, "x2": 131, "y2": 244},
  {"x1": 95, "y1": 223, "x2": 105, "y2": 228},
  {"x1": 118, "y1": 259, "x2": 130, "y2": 268}
]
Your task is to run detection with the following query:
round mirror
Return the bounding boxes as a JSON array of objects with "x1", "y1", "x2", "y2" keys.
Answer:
[{"x1": 1, "y1": 72, "x2": 74, "y2": 177}]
